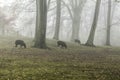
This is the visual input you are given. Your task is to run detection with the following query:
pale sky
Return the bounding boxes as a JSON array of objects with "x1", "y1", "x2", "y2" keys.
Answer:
[{"x1": 0, "y1": 0, "x2": 14, "y2": 7}]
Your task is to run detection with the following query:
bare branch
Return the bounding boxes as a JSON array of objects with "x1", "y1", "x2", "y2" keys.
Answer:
[{"x1": 61, "y1": 0, "x2": 73, "y2": 19}]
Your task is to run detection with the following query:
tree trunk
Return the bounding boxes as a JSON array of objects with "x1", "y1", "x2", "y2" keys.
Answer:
[
  {"x1": 53, "y1": 0, "x2": 61, "y2": 40},
  {"x1": 47, "y1": 0, "x2": 51, "y2": 11},
  {"x1": 62, "y1": 0, "x2": 87, "y2": 42},
  {"x1": 106, "y1": 0, "x2": 111, "y2": 46},
  {"x1": 34, "y1": 0, "x2": 47, "y2": 49},
  {"x1": 85, "y1": 0, "x2": 101, "y2": 46},
  {"x1": 2, "y1": 26, "x2": 5, "y2": 35},
  {"x1": 71, "y1": 7, "x2": 81, "y2": 41}
]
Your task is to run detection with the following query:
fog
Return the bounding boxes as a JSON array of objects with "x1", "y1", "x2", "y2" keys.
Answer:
[{"x1": 0, "y1": 0, "x2": 120, "y2": 46}]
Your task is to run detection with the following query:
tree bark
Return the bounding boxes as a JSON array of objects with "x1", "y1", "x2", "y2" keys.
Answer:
[
  {"x1": 61, "y1": 0, "x2": 86, "y2": 41},
  {"x1": 106, "y1": 0, "x2": 111, "y2": 46},
  {"x1": 70, "y1": 0, "x2": 87, "y2": 41},
  {"x1": 53, "y1": 0, "x2": 61, "y2": 40},
  {"x1": 71, "y1": 7, "x2": 81, "y2": 41},
  {"x1": 85, "y1": 0, "x2": 101, "y2": 46},
  {"x1": 34, "y1": 0, "x2": 47, "y2": 49}
]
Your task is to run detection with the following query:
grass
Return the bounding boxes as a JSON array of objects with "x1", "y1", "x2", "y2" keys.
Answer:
[{"x1": 0, "y1": 36, "x2": 119, "y2": 79}]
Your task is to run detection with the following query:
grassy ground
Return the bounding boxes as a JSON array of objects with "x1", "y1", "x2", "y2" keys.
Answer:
[{"x1": 0, "y1": 36, "x2": 120, "y2": 80}]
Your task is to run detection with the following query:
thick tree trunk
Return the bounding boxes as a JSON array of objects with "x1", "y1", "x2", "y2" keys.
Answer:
[
  {"x1": 34, "y1": 0, "x2": 47, "y2": 49},
  {"x1": 106, "y1": 0, "x2": 111, "y2": 46},
  {"x1": 62, "y1": 0, "x2": 86, "y2": 42},
  {"x1": 53, "y1": 0, "x2": 61, "y2": 40},
  {"x1": 70, "y1": 0, "x2": 87, "y2": 42},
  {"x1": 71, "y1": 8, "x2": 81, "y2": 41},
  {"x1": 85, "y1": 0, "x2": 101, "y2": 46},
  {"x1": 47, "y1": 0, "x2": 51, "y2": 11}
]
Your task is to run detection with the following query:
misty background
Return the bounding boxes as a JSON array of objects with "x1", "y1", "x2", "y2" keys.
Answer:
[{"x1": 0, "y1": 0, "x2": 120, "y2": 46}]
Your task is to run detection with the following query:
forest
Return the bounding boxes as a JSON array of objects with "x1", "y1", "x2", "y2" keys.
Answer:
[{"x1": 0, "y1": 0, "x2": 120, "y2": 80}]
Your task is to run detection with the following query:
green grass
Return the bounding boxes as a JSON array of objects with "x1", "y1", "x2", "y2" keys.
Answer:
[{"x1": 0, "y1": 36, "x2": 119, "y2": 79}]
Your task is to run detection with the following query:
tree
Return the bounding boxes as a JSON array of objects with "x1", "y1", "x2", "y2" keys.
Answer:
[
  {"x1": 85, "y1": 0, "x2": 101, "y2": 46},
  {"x1": 53, "y1": 0, "x2": 61, "y2": 40},
  {"x1": 34, "y1": 0, "x2": 47, "y2": 49},
  {"x1": 62, "y1": 0, "x2": 87, "y2": 41},
  {"x1": 106, "y1": 0, "x2": 112, "y2": 46},
  {"x1": 47, "y1": 0, "x2": 51, "y2": 11},
  {"x1": 0, "y1": 10, "x2": 15, "y2": 35},
  {"x1": 70, "y1": 0, "x2": 87, "y2": 41}
]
